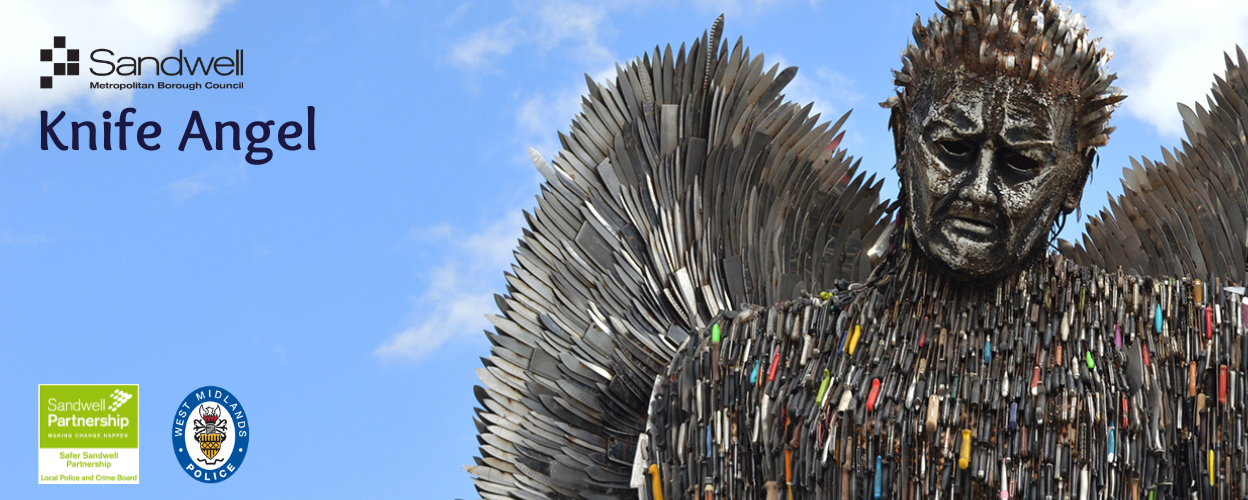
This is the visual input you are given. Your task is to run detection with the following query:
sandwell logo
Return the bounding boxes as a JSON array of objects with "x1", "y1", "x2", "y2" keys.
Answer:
[
  {"x1": 36, "y1": 36, "x2": 245, "y2": 91},
  {"x1": 39, "y1": 36, "x2": 79, "y2": 89}
]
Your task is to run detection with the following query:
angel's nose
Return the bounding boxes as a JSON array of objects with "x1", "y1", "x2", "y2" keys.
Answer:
[{"x1": 959, "y1": 148, "x2": 999, "y2": 206}]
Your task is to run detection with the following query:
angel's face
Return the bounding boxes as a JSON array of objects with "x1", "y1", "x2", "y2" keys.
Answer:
[{"x1": 902, "y1": 74, "x2": 1087, "y2": 280}]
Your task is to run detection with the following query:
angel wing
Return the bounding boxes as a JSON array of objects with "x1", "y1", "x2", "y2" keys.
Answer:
[
  {"x1": 466, "y1": 16, "x2": 893, "y2": 500},
  {"x1": 1061, "y1": 47, "x2": 1248, "y2": 284}
]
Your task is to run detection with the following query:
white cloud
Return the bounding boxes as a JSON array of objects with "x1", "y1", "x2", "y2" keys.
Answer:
[
  {"x1": 165, "y1": 162, "x2": 247, "y2": 202},
  {"x1": 375, "y1": 211, "x2": 524, "y2": 360},
  {"x1": 530, "y1": 0, "x2": 613, "y2": 64},
  {"x1": 1084, "y1": 0, "x2": 1248, "y2": 136},
  {"x1": 446, "y1": 0, "x2": 623, "y2": 74},
  {"x1": 448, "y1": 21, "x2": 519, "y2": 69},
  {"x1": 0, "y1": 0, "x2": 234, "y2": 140},
  {"x1": 691, "y1": 0, "x2": 795, "y2": 18},
  {"x1": 772, "y1": 58, "x2": 863, "y2": 125},
  {"x1": 167, "y1": 177, "x2": 214, "y2": 201},
  {"x1": 447, "y1": 0, "x2": 821, "y2": 74},
  {"x1": 0, "y1": 231, "x2": 55, "y2": 247},
  {"x1": 444, "y1": 2, "x2": 473, "y2": 26}
]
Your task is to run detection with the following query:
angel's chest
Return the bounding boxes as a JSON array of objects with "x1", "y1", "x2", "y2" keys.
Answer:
[{"x1": 650, "y1": 274, "x2": 1244, "y2": 499}]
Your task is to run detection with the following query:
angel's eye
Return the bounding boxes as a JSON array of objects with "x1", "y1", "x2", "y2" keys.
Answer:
[
  {"x1": 936, "y1": 140, "x2": 973, "y2": 158},
  {"x1": 1005, "y1": 154, "x2": 1040, "y2": 172}
]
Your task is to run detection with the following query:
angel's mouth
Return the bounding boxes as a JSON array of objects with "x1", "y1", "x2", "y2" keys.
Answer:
[
  {"x1": 944, "y1": 216, "x2": 996, "y2": 237},
  {"x1": 937, "y1": 203, "x2": 1001, "y2": 242}
]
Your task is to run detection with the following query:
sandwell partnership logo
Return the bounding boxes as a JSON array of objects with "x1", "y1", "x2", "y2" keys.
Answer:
[
  {"x1": 38, "y1": 384, "x2": 140, "y2": 484},
  {"x1": 38, "y1": 35, "x2": 245, "y2": 91}
]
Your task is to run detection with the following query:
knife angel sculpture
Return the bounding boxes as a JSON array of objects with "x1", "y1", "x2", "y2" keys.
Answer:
[{"x1": 466, "y1": 2, "x2": 1248, "y2": 499}]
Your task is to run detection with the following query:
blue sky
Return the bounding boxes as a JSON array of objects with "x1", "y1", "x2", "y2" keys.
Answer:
[{"x1": 1, "y1": 0, "x2": 1246, "y2": 498}]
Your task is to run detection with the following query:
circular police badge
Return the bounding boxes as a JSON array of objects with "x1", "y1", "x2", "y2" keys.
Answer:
[{"x1": 171, "y1": 386, "x2": 249, "y2": 483}]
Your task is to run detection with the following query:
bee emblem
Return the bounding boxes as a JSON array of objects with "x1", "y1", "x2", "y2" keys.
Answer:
[{"x1": 193, "y1": 404, "x2": 229, "y2": 464}]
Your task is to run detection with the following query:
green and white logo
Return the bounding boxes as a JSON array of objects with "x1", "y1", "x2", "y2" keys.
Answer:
[{"x1": 38, "y1": 384, "x2": 139, "y2": 484}]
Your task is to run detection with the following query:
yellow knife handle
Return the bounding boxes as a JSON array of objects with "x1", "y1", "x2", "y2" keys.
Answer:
[
  {"x1": 959, "y1": 429, "x2": 971, "y2": 470},
  {"x1": 648, "y1": 464, "x2": 663, "y2": 500}
]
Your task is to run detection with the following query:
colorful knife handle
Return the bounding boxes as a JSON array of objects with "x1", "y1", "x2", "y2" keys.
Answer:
[{"x1": 959, "y1": 430, "x2": 971, "y2": 470}]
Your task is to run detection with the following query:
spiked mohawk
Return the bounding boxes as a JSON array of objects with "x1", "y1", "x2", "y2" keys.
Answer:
[{"x1": 886, "y1": 0, "x2": 1126, "y2": 153}]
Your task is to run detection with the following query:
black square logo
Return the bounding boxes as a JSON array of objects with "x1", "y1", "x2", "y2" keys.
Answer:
[{"x1": 41, "y1": 36, "x2": 74, "y2": 89}]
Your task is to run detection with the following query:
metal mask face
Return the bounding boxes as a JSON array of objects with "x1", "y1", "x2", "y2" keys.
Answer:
[{"x1": 901, "y1": 73, "x2": 1088, "y2": 281}]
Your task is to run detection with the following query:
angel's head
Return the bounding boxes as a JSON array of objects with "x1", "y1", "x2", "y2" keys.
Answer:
[{"x1": 885, "y1": 0, "x2": 1124, "y2": 281}]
